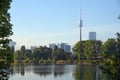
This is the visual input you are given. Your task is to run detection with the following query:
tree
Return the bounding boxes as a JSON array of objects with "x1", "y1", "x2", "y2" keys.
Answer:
[
  {"x1": 56, "y1": 48, "x2": 66, "y2": 60},
  {"x1": 84, "y1": 40, "x2": 95, "y2": 60},
  {"x1": 73, "y1": 40, "x2": 102, "y2": 60},
  {"x1": 0, "y1": 0, "x2": 13, "y2": 68},
  {"x1": 84, "y1": 40, "x2": 102, "y2": 60},
  {"x1": 33, "y1": 46, "x2": 52, "y2": 60},
  {"x1": 52, "y1": 45, "x2": 58, "y2": 60},
  {"x1": 100, "y1": 33, "x2": 120, "y2": 80},
  {"x1": 14, "y1": 50, "x2": 21, "y2": 60},
  {"x1": 21, "y1": 46, "x2": 25, "y2": 60},
  {"x1": 24, "y1": 49, "x2": 32, "y2": 60},
  {"x1": 73, "y1": 41, "x2": 85, "y2": 60}
]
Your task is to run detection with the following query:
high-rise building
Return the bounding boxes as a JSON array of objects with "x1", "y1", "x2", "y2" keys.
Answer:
[
  {"x1": 8, "y1": 41, "x2": 16, "y2": 53},
  {"x1": 64, "y1": 44, "x2": 71, "y2": 53},
  {"x1": 89, "y1": 32, "x2": 96, "y2": 40},
  {"x1": 49, "y1": 43, "x2": 71, "y2": 53},
  {"x1": 49, "y1": 43, "x2": 57, "y2": 50},
  {"x1": 58, "y1": 43, "x2": 66, "y2": 50},
  {"x1": 58, "y1": 43, "x2": 71, "y2": 53}
]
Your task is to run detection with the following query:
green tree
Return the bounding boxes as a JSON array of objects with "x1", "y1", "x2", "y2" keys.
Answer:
[
  {"x1": 94, "y1": 40, "x2": 102, "y2": 58},
  {"x1": 33, "y1": 48, "x2": 41, "y2": 60},
  {"x1": 73, "y1": 40, "x2": 102, "y2": 60},
  {"x1": 14, "y1": 50, "x2": 21, "y2": 60},
  {"x1": 56, "y1": 48, "x2": 66, "y2": 60},
  {"x1": 65, "y1": 52, "x2": 72, "y2": 60},
  {"x1": 84, "y1": 40, "x2": 102, "y2": 60},
  {"x1": 84, "y1": 40, "x2": 95, "y2": 60},
  {"x1": 73, "y1": 41, "x2": 85, "y2": 61},
  {"x1": 52, "y1": 45, "x2": 58, "y2": 60},
  {"x1": 33, "y1": 46, "x2": 52, "y2": 60},
  {"x1": 24, "y1": 49, "x2": 32, "y2": 60},
  {"x1": 0, "y1": 0, "x2": 13, "y2": 68},
  {"x1": 21, "y1": 45, "x2": 25, "y2": 60},
  {"x1": 101, "y1": 33, "x2": 120, "y2": 80}
]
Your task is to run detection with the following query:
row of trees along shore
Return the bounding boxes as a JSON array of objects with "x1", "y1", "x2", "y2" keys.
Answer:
[
  {"x1": 14, "y1": 46, "x2": 72, "y2": 61},
  {"x1": 14, "y1": 33, "x2": 119, "y2": 62}
]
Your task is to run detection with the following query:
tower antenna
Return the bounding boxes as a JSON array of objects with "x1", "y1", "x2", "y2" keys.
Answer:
[{"x1": 78, "y1": 6, "x2": 83, "y2": 41}]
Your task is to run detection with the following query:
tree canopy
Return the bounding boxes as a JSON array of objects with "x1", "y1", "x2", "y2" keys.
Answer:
[
  {"x1": 0, "y1": 0, "x2": 13, "y2": 68},
  {"x1": 100, "y1": 33, "x2": 120, "y2": 80},
  {"x1": 73, "y1": 40, "x2": 102, "y2": 60}
]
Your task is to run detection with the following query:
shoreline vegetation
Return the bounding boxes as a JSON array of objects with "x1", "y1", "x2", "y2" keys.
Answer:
[{"x1": 13, "y1": 60, "x2": 96, "y2": 65}]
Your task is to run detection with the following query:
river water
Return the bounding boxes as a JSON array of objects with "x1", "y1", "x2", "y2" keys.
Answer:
[{"x1": 8, "y1": 64, "x2": 108, "y2": 80}]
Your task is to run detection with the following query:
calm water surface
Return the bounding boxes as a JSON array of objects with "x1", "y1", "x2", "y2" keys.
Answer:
[{"x1": 8, "y1": 64, "x2": 108, "y2": 80}]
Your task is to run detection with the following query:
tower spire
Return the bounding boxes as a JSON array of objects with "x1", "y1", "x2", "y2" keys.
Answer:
[
  {"x1": 78, "y1": 7, "x2": 83, "y2": 41},
  {"x1": 80, "y1": 7, "x2": 83, "y2": 27}
]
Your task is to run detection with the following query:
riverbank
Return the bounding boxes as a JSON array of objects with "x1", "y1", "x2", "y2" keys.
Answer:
[{"x1": 13, "y1": 60, "x2": 96, "y2": 64}]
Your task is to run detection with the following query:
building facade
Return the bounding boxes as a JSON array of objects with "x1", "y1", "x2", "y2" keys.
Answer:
[
  {"x1": 49, "y1": 43, "x2": 71, "y2": 53},
  {"x1": 89, "y1": 32, "x2": 96, "y2": 40},
  {"x1": 8, "y1": 41, "x2": 16, "y2": 53},
  {"x1": 64, "y1": 44, "x2": 71, "y2": 53},
  {"x1": 49, "y1": 43, "x2": 57, "y2": 50}
]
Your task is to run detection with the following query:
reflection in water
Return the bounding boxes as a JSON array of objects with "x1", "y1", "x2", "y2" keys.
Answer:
[
  {"x1": 54, "y1": 65, "x2": 65, "y2": 77},
  {"x1": 9, "y1": 64, "x2": 108, "y2": 80},
  {"x1": 33, "y1": 64, "x2": 52, "y2": 76},
  {"x1": 74, "y1": 64, "x2": 108, "y2": 80},
  {"x1": 94, "y1": 65, "x2": 102, "y2": 80},
  {"x1": 10, "y1": 63, "x2": 25, "y2": 76},
  {"x1": 10, "y1": 64, "x2": 75, "y2": 77}
]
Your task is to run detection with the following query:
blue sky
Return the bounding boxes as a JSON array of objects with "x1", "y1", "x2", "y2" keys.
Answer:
[{"x1": 9, "y1": 0, "x2": 120, "y2": 49}]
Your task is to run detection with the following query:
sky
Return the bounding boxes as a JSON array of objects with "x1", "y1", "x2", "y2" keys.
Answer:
[{"x1": 9, "y1": 0, "x2": 120, "y2": 49}]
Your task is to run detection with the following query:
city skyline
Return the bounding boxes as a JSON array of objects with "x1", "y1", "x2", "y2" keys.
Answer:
[{"x1": 9, "y1": 0, "x2": 120, "y2": 49}]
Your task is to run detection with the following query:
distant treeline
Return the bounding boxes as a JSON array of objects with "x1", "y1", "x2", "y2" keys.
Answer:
[{"x1": 14, "y1": 46, "x2": 72, "y2": 61}]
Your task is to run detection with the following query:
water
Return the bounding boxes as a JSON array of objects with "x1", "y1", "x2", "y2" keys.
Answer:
[{"x1": 8, "y1": 63, "x2": 108, "y2": 80}]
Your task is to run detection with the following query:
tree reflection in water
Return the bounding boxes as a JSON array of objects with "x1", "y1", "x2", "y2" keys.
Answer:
[
  {"x1": 9, "y1": 64, "x2": 109, "y2": 80},
  {"x1": 74, "y1": 64, "x2": 109, "y2": 80},
  {"x1": 33, "y1": 64, "x2": 52, "y2": 76},
  {"x1": 9, "y1": 63, "x2": 25, "y2": 76},
  {"x1": 54, "y1": 65, "x2": 65, "y2": 77}
]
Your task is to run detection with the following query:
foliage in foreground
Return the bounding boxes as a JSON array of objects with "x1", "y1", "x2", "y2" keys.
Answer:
[
  {"x1": 0, "y1": 0, "x2": 13, "y2": 69},
  {"x1": 100, "y1": 33, "x2": 120, "y2": 80}
]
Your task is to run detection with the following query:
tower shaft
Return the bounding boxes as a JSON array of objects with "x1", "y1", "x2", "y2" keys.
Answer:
[
  {"x1": 79, "y1": 7, "x2": 82, "y2": 41},
  {"x1": 80, "y1": 25, "x2": 82, "y2": 41}
]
